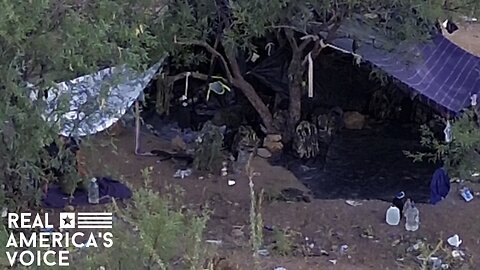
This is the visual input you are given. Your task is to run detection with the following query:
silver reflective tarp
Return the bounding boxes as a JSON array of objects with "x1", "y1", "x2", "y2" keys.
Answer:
[{"x1": 30, "y1": 57, "x2": 166, "y2": 137}]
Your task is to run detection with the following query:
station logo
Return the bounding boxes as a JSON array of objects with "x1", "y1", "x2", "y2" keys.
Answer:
[{"x1": 5, "y1": 212, "x2": 113, "y2": 267}]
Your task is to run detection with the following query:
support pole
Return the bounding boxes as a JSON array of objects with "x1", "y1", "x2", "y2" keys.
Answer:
[{"x1": 134, "y1": 100, "x2": 141, "y2": 155}]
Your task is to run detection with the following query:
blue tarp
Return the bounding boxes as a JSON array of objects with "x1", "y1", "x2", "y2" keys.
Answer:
[
  {"x1": 248, "y1": 20, "x2": 480, "y2": 115},
  {"x1": 330, "y1": 20, "x2": 480, "y2": 114}
]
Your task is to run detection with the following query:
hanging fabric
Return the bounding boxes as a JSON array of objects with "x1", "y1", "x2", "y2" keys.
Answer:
[
  {"x1": 181, "y1": 72, "x2": 190, "y2": 101},
  {"x1": 265, "y1": 42, "x2": 274, "y2": 56},
  {"x1": 471, "y1": 94, "x2": 477, "y2": 107},
  {"x1": 206, "y1": 80, "x2": 231, "y2": 101},
  {"x1": 444, "y1": 120, "x2": 453, "y2": 143},
  {"x1": 307, "y1": 52, "x2": 314, "y2": 98}
]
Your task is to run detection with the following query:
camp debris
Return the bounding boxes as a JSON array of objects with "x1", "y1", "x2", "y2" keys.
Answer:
[{"x1": 173, "y1": 168, "x2": 192, "y2": 179}]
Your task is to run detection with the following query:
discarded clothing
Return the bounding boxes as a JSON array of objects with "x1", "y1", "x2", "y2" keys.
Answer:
[
  {"x1": 42, "y1": 177, "x2": 132, "y2": 208},
  {"x1": 392, "y1": 191, "x2": 406, "y2": 215},
  {"x1": 430, "y1": 168, "x2": 450, "y2": 204}
]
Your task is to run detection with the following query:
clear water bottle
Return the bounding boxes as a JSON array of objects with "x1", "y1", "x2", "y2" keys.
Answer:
[
  {"x1": 404, "y1": 199, "x2": 419, "y2": 231},
  {"x1": 88, "y1": 178, "x2": 99, "y2": 204}
]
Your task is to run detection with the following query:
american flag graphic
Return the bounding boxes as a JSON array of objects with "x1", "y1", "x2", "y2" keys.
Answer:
[{"x1": 76, "y1": 212, "x2": 113, "y2": 229}]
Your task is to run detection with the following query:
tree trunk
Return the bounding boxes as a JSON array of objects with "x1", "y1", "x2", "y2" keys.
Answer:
[
  {"x1": 232, "y1": 77, "x2": 275, "y2": 132},
  {"x1": 285, "y1": 52, "x2": 304, "y2": 142},
  {"x1": 225, "y1": 48, "x2": 275, "y2": 133}
]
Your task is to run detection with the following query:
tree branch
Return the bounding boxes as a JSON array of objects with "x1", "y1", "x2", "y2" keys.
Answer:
[
  {"x1": 270, "y1": 25, "x2": 307, "y2": 35},
  {"x1": 174, "y1": 38, "x2": 234, "y2": 82},
  {"x1": 299, "y1": 36, "x2": 314, "y2": 52},
  {"x1": 285, "y1": 29, "x2": 298, "y2": 52},
  {"x1": 225, "y1": 49, "x2": 242, "y2": 78}
]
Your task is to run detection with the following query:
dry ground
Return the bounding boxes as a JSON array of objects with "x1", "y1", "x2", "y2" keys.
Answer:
[
  {"x1": 443, "y1": 22, "x2": 480, "y2": 57},
  {"x1": 79, "y1": 128, "x2": 480, "y2": 270}
]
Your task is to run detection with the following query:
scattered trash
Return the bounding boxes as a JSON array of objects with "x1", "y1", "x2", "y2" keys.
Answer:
[
  {"x1": 364, "y1": 13, "x2": 378, "y2": 19},
  {"x1": 404, "y1": 199, "x2": 419, "y2": 232},
  {"x1": 1, "y1": 207, "x2": 7, "y2": 218},
  {"x1": 360, "y1": 226, "x2": 375, "y2": 239},
  {"x1": 441, "y1": 264, "x2": 450, "y2": 269},
  {"x1": 340, "y1": 244, "x2": 349, "y2": 255},
  {"x1": 320, "y1": 249, "x2": 329, "y2": 256},
  {"x1": 205, "y1": 240, "x2": 222, "y2": 245},
  {"x1": 345, "y1": 200, "x2": 362, "y2": 207},
  {"x1": 173, "y1": 169, "x2": 192, "y2": 179},
  {"x1": 228, "y1": 179, "x2": 236, "y2": 186},
  {"x1": 407, "y1": 240, "x2": 425, "y2": 252},
  {"x1": 459, "y1": 187, "x2": 474, "y2": 202},
  {"x1": 300, "y1": 165, "x2": 315, "y2": 172},
  {"x1": 447, "y1": 234, "x2": 462, "y2": 248},
  {"x1": 450, "y1": 177, "x2": 461, "y2": 183},
  {"x1": 198, "y1": 176, "x2": 205, "y2": 180},
  {"x1": 391, "y1": 239, "x2": 401, "y2": 247},
  {"x1": 432, "y1": 258, "x2": 442, "y2": 269},
  {"x1": 416, "y1": 255, "x2": 440, "y2": 262},
  {"x1": 386, "y1": 205, "x2": 400, "y2": 225},
  {"x1": 274, "y1": 267, "x2": 286, "y2": 270},
  {"x1": 263, "y1": 225, "x2": 274, "y2": 231},
  {"x1": 304, "y1": 237, "x2": 315, "y2": 249},
  {"x1": 451, "y1": 250, "x2": 465, "y2": 258},
  {"x1": 328, "y1": 259, "x2": 337, "y2": 265},
  {"x1": 221, "y1": 161, "x2": 228, "y2": 176},
  {"x1": 257, "y1": 249, "x2": 270, "y2": 256},
  {"x1": 392, "y1": 191, "x2": 406, "y2": 214},
  {"x1": 444, "y1": 120, "x2": 452, "y2": 143}
]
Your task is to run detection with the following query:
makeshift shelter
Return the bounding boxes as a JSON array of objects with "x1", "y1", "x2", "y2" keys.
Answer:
[
  {"x1": 29, "y1": 56, "x2": 167, "y2": 155},
  {"x1": 251, "y1": 18, "x2": 480, "y2": 203},
  {"x1": 29, "y1": 54, "x2": 233, "y2": 157},
  {"x1": 250, "y1": 18, "x2": 480, "y2": 115}
]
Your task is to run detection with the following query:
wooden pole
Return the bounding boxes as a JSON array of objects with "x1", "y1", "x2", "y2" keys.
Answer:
[{"x1": 134, "y1": 100, "x2": 141, "y2": 155}]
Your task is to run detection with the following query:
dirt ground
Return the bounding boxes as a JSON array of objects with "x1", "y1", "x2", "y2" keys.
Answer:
[
  {"x1": 443, "y1": 22, "x2": 480, "y2": 57},
  {"x1": 81, "y1": 128, "x2": 480, "y2": 270}
]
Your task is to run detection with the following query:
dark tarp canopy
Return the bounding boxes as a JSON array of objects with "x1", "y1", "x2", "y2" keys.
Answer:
[{"x1": 248, "y1": 18, "x2": 480, "y2": 115}]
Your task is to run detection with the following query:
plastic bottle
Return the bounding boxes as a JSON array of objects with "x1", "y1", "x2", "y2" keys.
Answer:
[
  {"x1": 386, "y1": 205, "x2": 400, "y2": 225},
  {"x1": 88, "y1": 178, "x2": 100, "y2": 204},
  {"x1": 404, "y1": 199, "x2": 419, "y2": 231}
]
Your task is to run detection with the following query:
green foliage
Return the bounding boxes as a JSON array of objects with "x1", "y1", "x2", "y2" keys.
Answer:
[
  {"x1": 272, "y1": 228, "x2": 295, "y2": 256},
  {"x1": 193, "y1": 121, "x2": 225, "y2": 172},
  {"x1": 405, "y1": 109, "x2": 480, "y2": 180},
  {"x1": 68, "y1": 170, "x2": 210, "y2": 270},
  {"x1": 246, "y1": 160, "x2": 264, "y2": 270},
  {"x1": 0, "y1": 0, "x2": 164, "y2": 209}
]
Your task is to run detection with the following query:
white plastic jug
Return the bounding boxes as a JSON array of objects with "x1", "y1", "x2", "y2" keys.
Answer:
[{"x1": 386, "y1": 206, "x2": 400, "y2": 225}]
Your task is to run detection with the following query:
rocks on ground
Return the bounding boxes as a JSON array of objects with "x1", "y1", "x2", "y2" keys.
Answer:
[
  {"x1": 263, "y1": 134, "x2": 284, "y2": 153},
  {"x1": 343, "y1": 111, "x2": 366, "y2": 130},
  {"x1": 257, "y1": 148, "x2": 272, "y2": 158}
]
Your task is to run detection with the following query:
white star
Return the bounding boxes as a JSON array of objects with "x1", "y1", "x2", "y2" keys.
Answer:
[{"x1": 59, "y1": 212, "x2": 76, "y2": 229}]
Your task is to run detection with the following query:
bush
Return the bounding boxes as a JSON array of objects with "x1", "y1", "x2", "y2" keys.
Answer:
[{"x1": 405, "y1": 108, "x2": 480, "y2": 180}]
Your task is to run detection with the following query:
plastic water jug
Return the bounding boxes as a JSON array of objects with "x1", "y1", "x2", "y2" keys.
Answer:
[
  {"x1": 404, "y1": 199, "x2": 419, "y2": 231},
  {"x1": 386, "y1": 206, "x2": 400, "y2": 225},
  {"x1": 88, "y1": 178, "x2": 99, "y2": 204}
]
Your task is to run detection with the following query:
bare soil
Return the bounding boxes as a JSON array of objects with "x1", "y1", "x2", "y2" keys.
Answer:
[
  {"x1": 81, "y1": 128, "x2": 480, "y2": 270},
  {"x1": 443, "y1": 22, "x2": 480, "y2": 57}
]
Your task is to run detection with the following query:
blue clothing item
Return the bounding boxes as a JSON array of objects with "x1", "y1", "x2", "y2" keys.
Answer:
[{"x1": 430, "y1": 167, "x2": 450, "y2": 205}]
